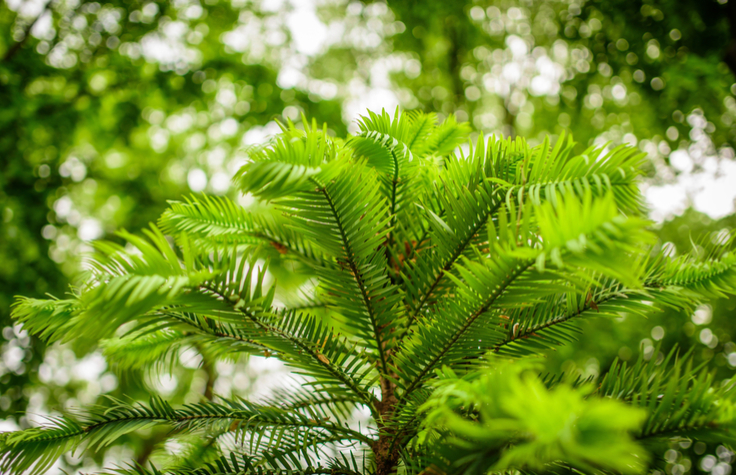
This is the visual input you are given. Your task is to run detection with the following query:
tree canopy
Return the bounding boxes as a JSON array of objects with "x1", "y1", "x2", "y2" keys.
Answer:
[{"x1": 3, "y1": 111, "x2": 736, "y2": 475}]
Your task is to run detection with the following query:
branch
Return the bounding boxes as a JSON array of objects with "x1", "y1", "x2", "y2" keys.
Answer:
[
  {"x1": 398, "y1": 259, "x2": 534, "y2": 402},
  {"x1": 202, "y1": 284, "x2": 379, "y2": 415},
  {"x1": 314, "y1": 178, "x2": 392, "y2": 377}
]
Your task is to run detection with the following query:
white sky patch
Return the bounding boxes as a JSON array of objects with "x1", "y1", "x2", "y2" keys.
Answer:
[
  {"x1": 0, "y1": 419, "x2": 20, "y2": 433},
  {"x1": 644, "y1": 182, "x2": 689, "y2": 223},
  {"x1": 506, "y1": 35, "x2": 528, "y2": 58},
  {"x1": 343, "y1": 86, "x2": 399, "y2": 132},
  {"x1": 286, "y1": 0, "x2": 327, "y2": 56},
  {"x1": 187, "y1": 168, "x2": 208, "y2": 191},
  {"x1": 30, "y1": 9, "x2": 52, "y2": 38},
  {"x1": 73, "y1": 352, "x2": 107, "y2": 382},
  {"x1": 342, "y1": 54, "x2": 403, "y2": 129},
  {"x1": 140, "y1": 31, "x2": 202, "y2": 70},
  {"x1": 242, "y1": 121, "x2": 282, "y2": 146},
  {"x1": 645, "y1": 152, "x2": 736, "y2": 222},
  {"x1": 6, "y1": 0, "x2": 45, "y2": 17},
  {"x1": 691, "y1": 159, "x2": 736, "y2": 219},
  {"x1": 77, "y1": 218, "x2": 103, "y2": 241}
]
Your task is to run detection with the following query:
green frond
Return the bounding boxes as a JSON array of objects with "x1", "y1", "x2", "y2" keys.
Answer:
[
  {"x1": 261, "y1": 387, "x2": 362, "y2": 422},
  {"x1": 414, "y1": 360, "x2": 647, "y2": 475},
  {"x1": 402, "y1": 133, "x2": 646, "y2": 329},
  {"x1": 532, "y1": 191, "x2": 653, "y2": 287},
  {"x1": 159, "y1": 195, "x2": 329, "y2": 266},
  {"x1": 404, "y1": 111, "x2": 437, "y2": 154},
  {"x1": 512, "y1": 134, "x2": 647, "y2": 213},
  {"x1": 11, "y1": 235, "x2": 276, "y2": 344},
  {"x1": 0, "y1": 416, "x2": 83, "y2": 475},
  {"x1": 422, "y1": 114, "x2": 472, "y2": 157},
  {"x1": 233, "y1": 119, "x2": 347, "y2": 201},
  {"x1": 9, "y1": 109, "x2": 736, "y2": 475},
  {"x1": 9, "y1": 296, "x2": 79, "y2": 343},
  {"x1": 255, "y1": 312, "x2": 377, "y2": 407},
  {"x1": 349, "y1": 111, "x2": 451, "y2": 286},
  {"x1": 651, "y1": 241, "x2": 736, "y2": 303},
  {"x1": 102, "y1": 452, "x2": 363, "y2": 475},
  {"x1": 167, "y1": 289, "x2": 378, "y2": 408},
  {"x1": 488, "y1": 278, "x2": 651, "y2": 358},
  {"x1": 599, "y1": 347, "x2": 736, "y2": 444},
  {"x1": 394, "y1": 193, "x2": 650, "y2": 399},
  {"x1": 101, "y1": 330, "x2": 194, "y2": 373},
  {"x1": 280, "y1": 165, "x2": 403, "y2": 376},
  {"x1": 0, "y1": 397, "x2": 371, "y2": 475}
]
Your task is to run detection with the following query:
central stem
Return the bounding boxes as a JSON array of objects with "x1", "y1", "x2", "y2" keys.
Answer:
[{"x1": 374, "y1": 375, "x2": 401, "y2": 475}]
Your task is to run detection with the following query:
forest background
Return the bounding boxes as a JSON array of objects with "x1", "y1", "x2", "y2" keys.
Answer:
[{"x1": 1, "y1": 0, "x2": 736, "y2": 473}]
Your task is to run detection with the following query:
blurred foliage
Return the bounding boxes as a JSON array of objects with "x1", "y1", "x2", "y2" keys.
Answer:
[
  {"x1": 0, "y1": 0, "x2": 346, "y2": 469},
  {"x1": 0, "y1": 0, "x2": 735, "y2": 473},
  {"x1": 386, "y1": 0, "x2": 734, "y2": 146}
]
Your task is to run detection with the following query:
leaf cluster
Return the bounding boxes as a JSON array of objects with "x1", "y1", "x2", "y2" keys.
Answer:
[{"x1": 4, "y1": 109, "x2": 736, "y2": 475}]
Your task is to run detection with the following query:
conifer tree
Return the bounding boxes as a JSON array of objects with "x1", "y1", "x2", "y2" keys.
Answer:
[{"x1": 3, "y1": 109, "x2": 736, "y2": 475}]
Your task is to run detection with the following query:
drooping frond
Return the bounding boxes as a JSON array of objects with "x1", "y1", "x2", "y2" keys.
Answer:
[
  {"x1": 0, "y1": 397, "x2": 371, "y2": 475},
  {"x1": 102, "y1": 452, "x2": 364, "y2": 475},
  {"x1": 9, "y1": 296, "x2": 79, "y2": 343},
  {"x1": 11, "y1": 232, "x2": 283, "y2": 345},
  {"x1": 12, "y1": 226, "x2": 221, "y2": 343},
  {"x1": 0, "y1": 416, "x2": 84, "y2": 475}
]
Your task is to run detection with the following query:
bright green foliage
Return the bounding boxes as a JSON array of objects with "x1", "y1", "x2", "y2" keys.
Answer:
[
  {"x1": 3, "y1": 109, "x2": 736, "y2": 475},
  {"x1": 418, "y1": 360, "x2": 647, "y2": 475}
]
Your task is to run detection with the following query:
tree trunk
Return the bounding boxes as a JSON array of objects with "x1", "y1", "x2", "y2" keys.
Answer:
[{"x1": 373, "y1": 375, "x2": 401, "y2": 475}]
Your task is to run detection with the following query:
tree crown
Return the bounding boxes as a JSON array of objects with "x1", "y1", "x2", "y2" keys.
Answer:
[{"x1": 3, "y1": 109, "x2": 736, "y2": 475}]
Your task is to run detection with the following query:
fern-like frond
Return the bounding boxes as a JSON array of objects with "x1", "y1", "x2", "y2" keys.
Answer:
[
  {"x1": 9, "y1": 109, "x2": 736, "y2": 475},
  {"x1": 102, "y1": 452, "x2": 363, "y2": 475},
  {"x1": 599, "y1": 347, "x2": 736, "y2": 444},
  {"x1": 650, "y1": 241, "x2": 736, "y2": 303},
  {"x1": 280, "y1": 166, "x2": 403, "y2": 377},
  {"x1": 394, "y1": 193, "x2": 651, "y2": 400},
  {"x1": 101, "y1": 330, "x2": 196, "y2": 373},
  {"x1": 12, "y1": 227, "x2": 221, "y2": 343},
  {"x1": 348, "y1": 110, "x2": 450, "y2": 284},
  {"x1": 233, "y1": 119, "x2": 346, "y2": 201},
  {"x1": 159, "y1": 195, "x2": 329, "y2": 266},
  {"x1": 402, "y1": 133, "x2": 646, "y2": 328},
  {"x1": 0, "y1": 398, "x2": 371, "y2": 475}
]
